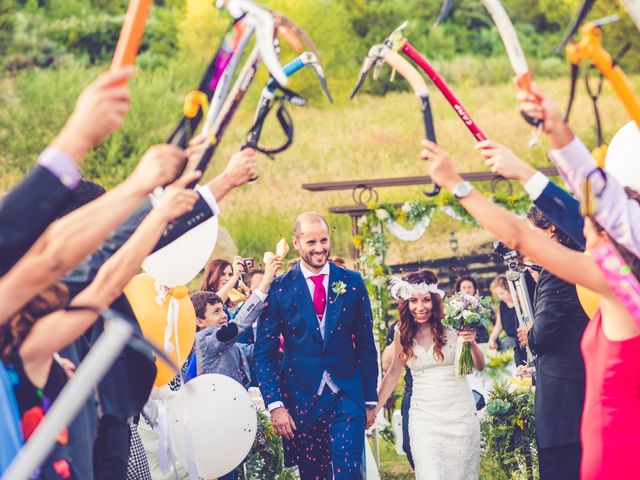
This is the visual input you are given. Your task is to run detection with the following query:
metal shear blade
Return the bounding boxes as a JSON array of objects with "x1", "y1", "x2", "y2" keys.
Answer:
[{"x1": 350, "y1": 45, "x2": 389, "y2": 99}]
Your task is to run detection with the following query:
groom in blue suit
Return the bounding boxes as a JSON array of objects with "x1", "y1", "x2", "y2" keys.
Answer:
[{"x1": 255, "y1": 212, "x2": 379, "y2": 479}]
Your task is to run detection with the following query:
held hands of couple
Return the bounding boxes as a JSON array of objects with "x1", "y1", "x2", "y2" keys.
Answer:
[
  {"x1": 365, "y1": 406, "x2": 378, "y2": 430},
  {"x1": 270, "y1": 406, "x2": 297, "y2": 440}
]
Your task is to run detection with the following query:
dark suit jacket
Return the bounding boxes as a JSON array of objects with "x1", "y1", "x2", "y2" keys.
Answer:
[
  {"x1": 0, "y1": 165, "x2": 74, "y2": 274},
  {"x1": 528, "y1": 269, "x2": 589, "y2": 448},
  {"x1": 254, "y1": 262, "x2": 378, "y2": 426},
  {"x1": 534, "y1": 180, "x2": 586, "y2": 248}
]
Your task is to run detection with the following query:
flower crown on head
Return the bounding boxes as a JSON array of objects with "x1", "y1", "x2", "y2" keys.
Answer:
[{"x1": 388, "y1": 276, "x2": 445, "y2": 300}]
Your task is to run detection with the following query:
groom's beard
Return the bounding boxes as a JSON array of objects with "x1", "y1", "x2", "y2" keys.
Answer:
[{"x1": 301, "y1": 248, "x2": 330, "y2": 269}]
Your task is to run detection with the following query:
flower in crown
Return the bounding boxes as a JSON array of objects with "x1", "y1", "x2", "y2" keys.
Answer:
[{"x1": 388, "y1": 276, "x2": 445, "y2": 300}]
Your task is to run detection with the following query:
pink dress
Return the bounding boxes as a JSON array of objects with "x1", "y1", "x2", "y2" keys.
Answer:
[{"x1": 580, "y1": 310, "x2": 640, "y2": 479}]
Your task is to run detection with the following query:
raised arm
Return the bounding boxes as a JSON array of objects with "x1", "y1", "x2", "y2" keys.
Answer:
[
  {"x1": 0, "y1": 145, "x2": 186, "y2": 322},
  {"x1": 518, "y1": 83, "x2": 640, "y2": 258},
  {"x1": 0, "y1": 68, "x2": 134, "y2": 273},
  {"x1": 477, "y1": 140, "x2": 586, "y2": 247},
  {"x1": 19, "y1": 171, "x2": 201, "y2": 385},
  {"x1": 419, "y1": 140, "x2": 612, "y2": 300}
]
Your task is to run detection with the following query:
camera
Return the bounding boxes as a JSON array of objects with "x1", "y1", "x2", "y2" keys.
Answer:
[
  {"x1": 493, "y1": 241, "x2": 518, "y2": 261},
  {"x1": 242, "y1": 258, "x2": 254, "y2": 270}
]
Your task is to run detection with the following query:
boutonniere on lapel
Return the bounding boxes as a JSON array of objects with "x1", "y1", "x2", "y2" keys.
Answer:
[{"x1": 331, "y1": 281, "x2": 347, "y2": 299}]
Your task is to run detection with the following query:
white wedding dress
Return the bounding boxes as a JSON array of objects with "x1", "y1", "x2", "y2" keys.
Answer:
[{"x1": 406, "y1": 327, "x2": 480, "y2": 479}]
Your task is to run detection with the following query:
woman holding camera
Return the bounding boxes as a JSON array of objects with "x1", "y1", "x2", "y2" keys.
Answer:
[{"x1": 200, "y1": 256, "x2": 251, "y2": 312}]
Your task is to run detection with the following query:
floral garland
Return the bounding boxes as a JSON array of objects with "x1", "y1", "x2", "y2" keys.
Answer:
[{"x1": 353, "y1": 193, "x2": 531, "y2": 338}]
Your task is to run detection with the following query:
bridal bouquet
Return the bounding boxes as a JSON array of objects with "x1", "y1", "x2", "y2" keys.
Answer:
[{"x1": 443, "y1": 292, "x2": 492, "y2": 376}]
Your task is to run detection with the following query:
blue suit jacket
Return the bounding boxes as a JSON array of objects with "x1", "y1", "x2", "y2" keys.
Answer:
[
  {"x1": 534, "y1": 180, "x2": 585, "y2": 248},
  {"x1": 254, "y1": 262, "x2": 378, "y2": 425}
]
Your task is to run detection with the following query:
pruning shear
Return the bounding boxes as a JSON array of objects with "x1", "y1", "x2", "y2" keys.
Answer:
[
  {"x1": 558, "y1": 13, "x2": 640, "y2": 167},
  {"x1": 351, "y1": 22, "x2": 439, "y2": 196},
  {"x1": 434, "y1": 0, "x2": 542, "y2": 146},
  {"x1": 217, "y1": 0, "x2": 289, "y2": 86},
  {"x1": 244, "y1": 51, "x2": 333, "y2": 180}
]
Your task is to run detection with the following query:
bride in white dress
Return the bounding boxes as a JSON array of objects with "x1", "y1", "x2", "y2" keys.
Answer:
[{"x1": 370, "y1": 270, "x2": 484, "y2": 479}]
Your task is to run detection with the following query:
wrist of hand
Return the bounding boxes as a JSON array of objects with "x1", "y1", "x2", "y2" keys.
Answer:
[
  {"x1": 444, "y1": 175, "x2": 465, "y2": 191},
  {"x1": 51, "y1": 127, "x2": 93, "y2": 165}
]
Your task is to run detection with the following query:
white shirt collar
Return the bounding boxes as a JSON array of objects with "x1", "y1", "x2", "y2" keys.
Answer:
[{"x1": 299, "y1": 260, "x2": 330, "y2": 279}]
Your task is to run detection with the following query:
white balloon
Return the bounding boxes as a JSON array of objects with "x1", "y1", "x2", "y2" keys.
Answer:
[
  {"x1": 605, "y1": 121, "x2": 640, "y2": 192},
  {"x1": 143, "y1": 215, "x2": 218, "y2": 287},
  {"x1": 168, "y1": 374, "x2": 257, "y2": 479}
]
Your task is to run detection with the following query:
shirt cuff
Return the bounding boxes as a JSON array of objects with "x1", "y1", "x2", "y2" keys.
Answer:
[
  {"x1": 267, "y1": 401, "x2": 284, "y2": 411},
  {"x1": 195, "y1": 184, "x2": 221, "y2": 216},
  {"x1": 365, "y1": 401, "x2": 377, "y2": 407},
  {"x1": 523, "y1": 171, "x2": 550, "y2": 201},
  {"x1": 253, "y1": 289, "x2": 267, "y2": 302},
  {"x1": 37, "y1": 147, "x2": 81, "y2": 189}
]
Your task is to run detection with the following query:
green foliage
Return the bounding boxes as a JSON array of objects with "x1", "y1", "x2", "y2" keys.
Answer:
[
  {"x1": 238, "y1": 410, "x2": 298, "y2": 480},
  {"x1": 484, "y1": 349, "x2": 515, "y2": 380},
  {"x1": 481, "y1": 382, "x2": 538, "y2": 479}
]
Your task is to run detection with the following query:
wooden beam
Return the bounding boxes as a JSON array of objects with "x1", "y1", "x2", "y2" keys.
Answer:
[{"x1": 303, "y1": 167, "x2": 559, "y2": 192}]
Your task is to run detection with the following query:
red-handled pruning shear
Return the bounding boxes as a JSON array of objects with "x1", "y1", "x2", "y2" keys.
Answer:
[{"x1": 351, "y1": 23, "x2": 439, "y2": 195}]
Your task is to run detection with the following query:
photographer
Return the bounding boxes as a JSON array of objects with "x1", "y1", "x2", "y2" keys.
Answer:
[{"x1": 200, "y1": 256, "x2": 252, "y2": 313}]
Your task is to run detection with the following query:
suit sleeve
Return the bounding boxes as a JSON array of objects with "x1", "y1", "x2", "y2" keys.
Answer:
[
  {"x1": 353, "y1": 273, "x2": 379, "y2": 403},
  {"x1": 254, "y1": 286, "x2": 284, "y2": 406},
  {"x1": 533, "y1": 181, "x2": 586, "y2": 248},
  {"x1": 63, "y1": 194, "x2": 215, "y2": 297},
  {"x1": 0, "y1": 165, "x2": 73, "y2": 274},
  {"x1": 528, "y1": 274, "x2": 573, "y2": 355}
]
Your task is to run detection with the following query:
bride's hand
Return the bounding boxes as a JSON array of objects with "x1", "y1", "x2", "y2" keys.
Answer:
[{"x1": 459, "y1": 328, "x2": 477, "y2": 344}]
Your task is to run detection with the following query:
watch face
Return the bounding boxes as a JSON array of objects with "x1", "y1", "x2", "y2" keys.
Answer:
[{"x1": 455, "y1": 182, "x2": 473, "y2": 198}]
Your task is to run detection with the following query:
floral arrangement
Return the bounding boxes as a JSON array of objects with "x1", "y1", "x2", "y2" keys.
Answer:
[
  {"x1": 443, "y1": 292, "x2": 492, "y2": 376},
  {"x1": 238, "y1": 411, "x2": 298, "y2": 480},
  {"x1": 480, "y1": 382, "x2": 537, "y2": 479}
]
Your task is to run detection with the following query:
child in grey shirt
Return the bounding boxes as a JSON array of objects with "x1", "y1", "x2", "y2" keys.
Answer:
[{"x1": 190, "y1": 255, "x2": 282, "y2": 387}]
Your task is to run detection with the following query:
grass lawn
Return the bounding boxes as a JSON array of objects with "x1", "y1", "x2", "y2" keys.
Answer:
[{"x1": 2, "y1": 68, "x2": 637, "y2": 262}]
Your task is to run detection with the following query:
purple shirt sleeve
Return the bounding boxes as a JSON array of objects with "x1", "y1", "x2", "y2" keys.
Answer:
[
  {"x1": 37, "y1": 147, "x2": 81, "y2": 189},
  {"x1": 548, "y1": 135, "x2": 640, "y2": 258}
]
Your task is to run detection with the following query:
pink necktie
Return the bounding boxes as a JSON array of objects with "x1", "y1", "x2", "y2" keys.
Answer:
[{"x1": 310, "y1": 274, "x2": 327, "y2": 320}]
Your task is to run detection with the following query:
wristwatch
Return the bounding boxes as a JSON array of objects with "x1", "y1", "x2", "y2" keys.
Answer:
[{"x1": 452, "y1": 181, "x2": 474, "y2": 199}]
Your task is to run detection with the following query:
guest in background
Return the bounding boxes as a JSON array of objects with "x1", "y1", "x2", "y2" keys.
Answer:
[
  {"x1": 488, "y1": 275, "x2": 527, "y2": 368},
  {"x1": 453, "y1": 276, "x2": 489, "y2": 343},
  {"x1": 200, "y1": 256, "x2": 250, "y2": 313}
]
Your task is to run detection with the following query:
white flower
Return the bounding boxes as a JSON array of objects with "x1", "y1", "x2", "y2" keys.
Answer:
[
  {"x1": 375, "y1": 209, "x2": 390, "y2": 221},
  {"x1": 462, "y1": 310, "x2": 473, "y2": 319},
  {"x1": 332, "y1": 281, "x2": 347, "y2": 298},
  {"x1": 401, "y1": 202, "x2": 413, "y2": 213},
  {"x1": 357, "y1": 215, "x2": 369, "y2": 229}
]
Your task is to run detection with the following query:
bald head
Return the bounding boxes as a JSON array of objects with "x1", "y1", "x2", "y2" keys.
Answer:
[
  {"x1": 293, "y1": 212, "x2": 329, "y2": 239},
  {"x1": 292, "y1": 212, "x2": 331, "y2": 272}
]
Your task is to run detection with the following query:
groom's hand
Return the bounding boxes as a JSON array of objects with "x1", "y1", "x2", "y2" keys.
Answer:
[{"x1": 271, "y1": 407, "x2": 297, "y2": 439}]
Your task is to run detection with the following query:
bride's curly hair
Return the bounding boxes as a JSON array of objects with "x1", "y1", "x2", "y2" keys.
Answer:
[{"x1": 397, "y1": 269, "x2": 446, "y2": 364}]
